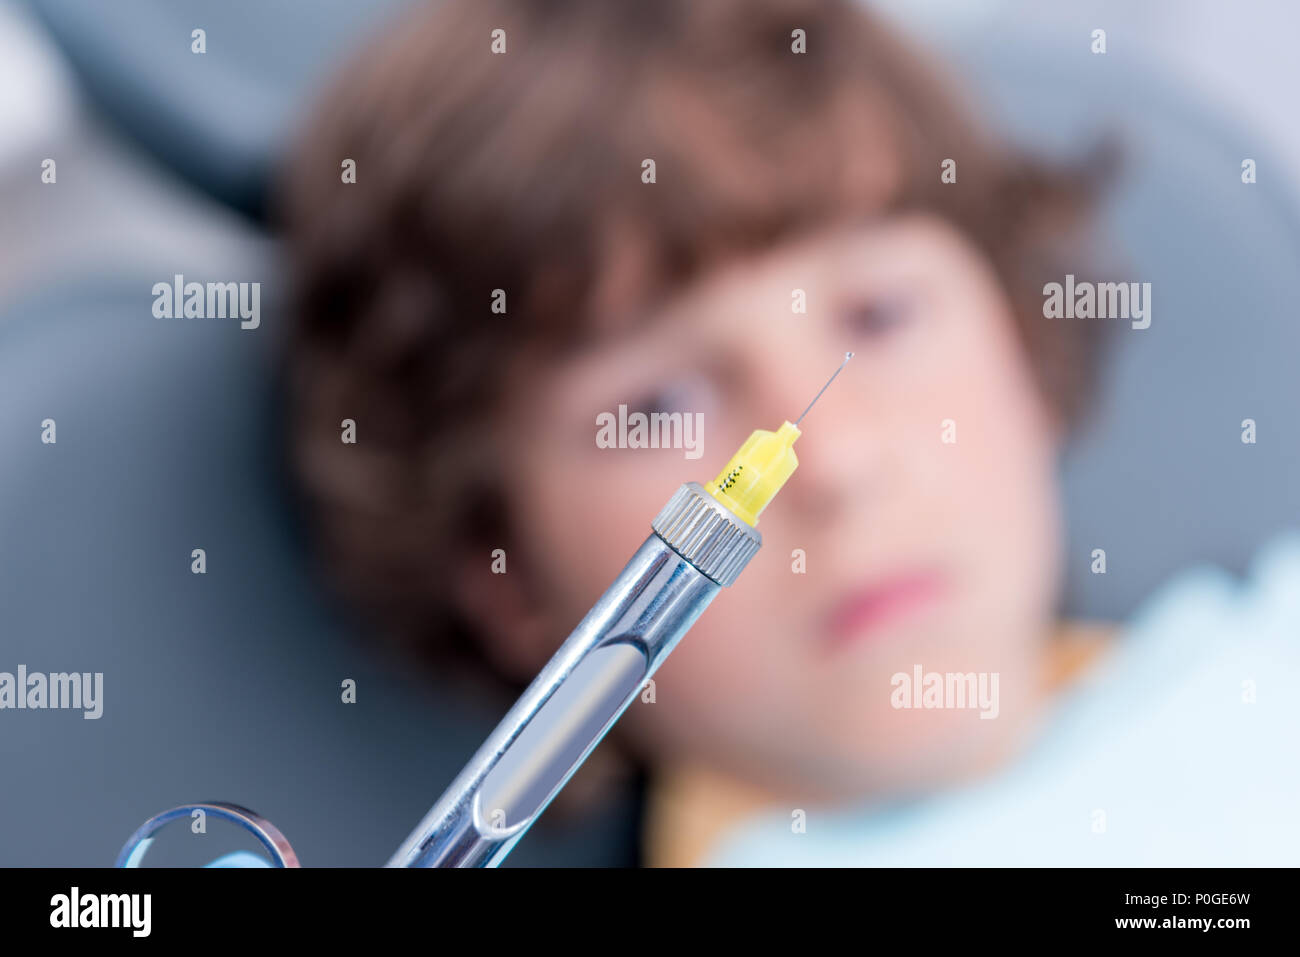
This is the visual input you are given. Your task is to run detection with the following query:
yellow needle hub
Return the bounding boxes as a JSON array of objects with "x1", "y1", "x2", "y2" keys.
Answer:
[
  {"x1": 705, "y1": 421, "x2": 801, "y2": 527},
  {"x1": 703, "y1": 352, "x2": 853, "y2": 527}
]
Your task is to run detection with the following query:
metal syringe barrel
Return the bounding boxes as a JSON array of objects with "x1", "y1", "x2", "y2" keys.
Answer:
[{"x1": 386, "y1": 482, "x2": 761, "y2": 868}]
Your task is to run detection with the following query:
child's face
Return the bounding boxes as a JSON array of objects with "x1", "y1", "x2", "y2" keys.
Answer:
[{"x1": 490, "y1": 212, "x2": 1064, "y2": 802}]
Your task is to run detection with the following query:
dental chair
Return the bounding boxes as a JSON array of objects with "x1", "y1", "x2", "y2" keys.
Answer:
[{"x1": 2, "y1": 0, "x2": 1297, "y2": 867}]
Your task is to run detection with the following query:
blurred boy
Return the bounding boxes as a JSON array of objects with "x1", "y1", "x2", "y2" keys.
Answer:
[{"x1": 280, "y1": 0, "x2": 1299, "y2": 865}]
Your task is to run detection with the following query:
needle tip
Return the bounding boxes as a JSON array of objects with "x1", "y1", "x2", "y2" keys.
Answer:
[{"x1": 794, "y1": 352, "x2": 854, "y2": 427}]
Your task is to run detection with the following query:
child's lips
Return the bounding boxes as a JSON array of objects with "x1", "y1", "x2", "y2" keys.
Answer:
[{"x1": 824, "y1": 569, "x2": 949, "y2": 650}]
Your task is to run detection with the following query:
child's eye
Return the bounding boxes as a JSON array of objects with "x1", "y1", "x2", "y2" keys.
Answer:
[
  {"x1": 626, "y1": 375, "x2": 715, "y2": 417},
  {"x1": 842, "y1": 295, "x2": 913, "y2": 339}
]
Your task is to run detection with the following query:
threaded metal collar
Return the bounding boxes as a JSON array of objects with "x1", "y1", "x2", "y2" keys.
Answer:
[{"x1": 651, "y1": 482, "x2": 762, "y2": 586}]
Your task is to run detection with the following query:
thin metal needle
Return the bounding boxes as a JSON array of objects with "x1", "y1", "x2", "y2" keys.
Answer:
[{"x1": 795, "y1": 352, "x2": 854, "y2": 427}]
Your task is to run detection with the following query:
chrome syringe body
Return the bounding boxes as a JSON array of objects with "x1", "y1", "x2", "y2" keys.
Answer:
[
  {"x1": 388, "y1": 354, "x2": 851, "y2": 868},
  {"x1": 386, "y1": 482, "x2": 760, "y2": 868}
]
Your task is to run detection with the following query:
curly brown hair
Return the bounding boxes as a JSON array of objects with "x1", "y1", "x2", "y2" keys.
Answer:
[{"x1": 277, "y1": 0, "x2": 1110, "y2": 701}]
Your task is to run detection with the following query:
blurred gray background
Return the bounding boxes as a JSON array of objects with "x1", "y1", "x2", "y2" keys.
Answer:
[{"x1": 1, "y1": 0, "x2": 1297, "y2": 866}]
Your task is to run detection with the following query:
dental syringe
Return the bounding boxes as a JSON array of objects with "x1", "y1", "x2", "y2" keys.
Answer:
[{"x1": 387, "y1": 353, "x2": 853, "y2": 868}]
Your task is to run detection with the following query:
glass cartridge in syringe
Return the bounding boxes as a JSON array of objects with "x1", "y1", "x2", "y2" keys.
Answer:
[{"x1": 387, "y1": 353, "x2": 853, "y2": 868}]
